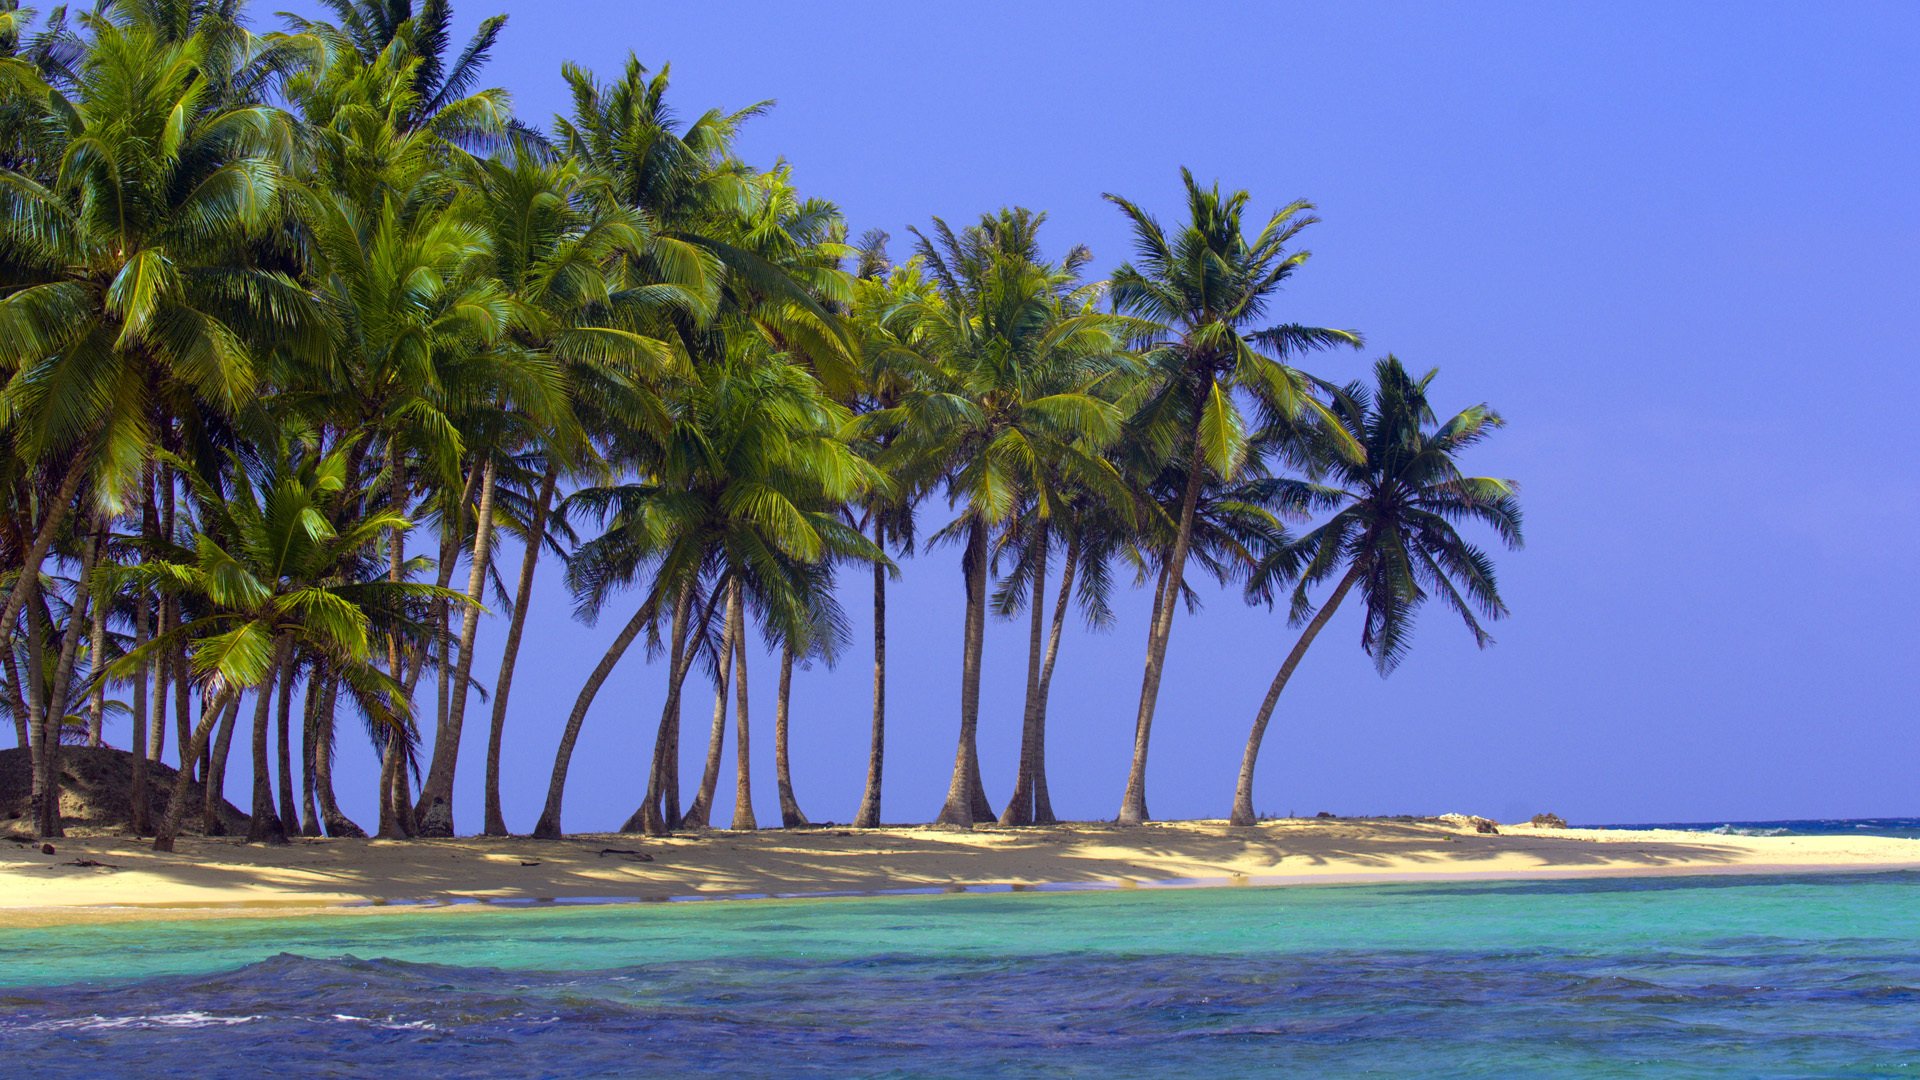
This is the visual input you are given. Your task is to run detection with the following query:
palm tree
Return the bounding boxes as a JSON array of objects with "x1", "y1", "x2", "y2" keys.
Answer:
[
  {"x1": 1103, "y1": 169, "x2": 1363, "y2": 824},
  {"x1": 842, "y1": 235, "x2": 930, "y2": 828},
  {"x1": 117, "y1": 438, "x2": 459, "y2": 851},
  {"x1": 868, "y1": 208, "x2": 1133, "y2": 827},
  {"x1": 0, "y1": 19, "x2": 312, "y2": 709},
  {"x1": 1229, "y1": 357, "x2": 1523, "y2": 825},
  {"x1": 281, "y1": 0, "x2": 509, "y2": 139},
  {"x1": 533, "y1": 347, "x2": 881, "y2": 838}
]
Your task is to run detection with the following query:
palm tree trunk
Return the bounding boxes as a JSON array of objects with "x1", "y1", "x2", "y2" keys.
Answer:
[
  {"x1": 37, "y1": 523, "x2": 104, "y2": 837},
  {"x1": 1030, "y1": 535, "x2": 1077, "y2": 826},
  {"x1": 936, "y1": 520, "x2": 993, "y2": 826},
  {"x1": 1000, "y1": 525, "x2": 1050, "y2": 826},
  {"x1": 529, "y1": 600, "x2": 653, "y2": 840},
  {"x1": 149, "y1": 596, "x2": 169, "y2": 765},
  {"x1": 1119, "y1": 435, "x2": 1208, "y2": 825},
  {"x1": 313, "y1": 675, "x2": 364, "y2": 837},
  {"x1": 376, "y1": 730, "x2": 406, "y2": 839},
  {"x1": 128, "y1": 584, "x2": 152, "y2": 835},
  {"x1": 774, "y1": 641, "x2": 807, "y2": 828},
  {"x1": 204, "y1": 693, "x2": 240, "y2": 836},
  {"x1": 418, "y1": 456, "x2": 498, "y2": 837},
  {"x1": 1231, "y1": 568, "x2": 1360, "y2": 826},
  {"x1": 631, "y1": 581, "x2": 704, "y2": 836},
  {"x1": 275, "y1": 649, "x2": 300, "y2": 833},
  {"x1": 25, "y1": 602, "x2": 48, "y2": 831},
  {"x1": 681, "y1": 589, "x2": 738, "y2": 830},
  {"x1": 247, "y1": 637, "x2": 290, "y2": 844},
  {"x1": 854, "y1": 519, "x2": 886, "y2": 828},
  {"x1": 298, "y1": 673, "x2": 321, "y2": 836},
  {"x1": 87, "y1": 596, "x2": 107, "y2": 748},
  {"x1": 729, "y1": 584, "x2": 756, "y2": 831},
  {"x1": 153, "y1": 684, "x2": 240, "y2": 853},
  {"x1": 165, "y1": 477, "x2": 192, "y2": 776},
  {"x1": 0, "y1": 443, "x2": 90, "y2": 690},
  {"x1": 483, "y1": 460, "x2": 558, "y2": 837}
]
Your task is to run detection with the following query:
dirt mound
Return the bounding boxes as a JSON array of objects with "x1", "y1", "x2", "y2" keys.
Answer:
[{"x1": 0, "y1": 746, "x2": 250, "y2": 836}]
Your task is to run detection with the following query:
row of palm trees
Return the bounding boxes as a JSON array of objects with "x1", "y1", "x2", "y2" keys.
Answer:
[{"x1": 0, "y1": 0, "x2": 1523, "y2": 851}]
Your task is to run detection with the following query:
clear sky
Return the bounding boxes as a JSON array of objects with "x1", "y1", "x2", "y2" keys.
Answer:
[{"x1": 263, "y1": 1, "x2": 1918, "y2": 830}]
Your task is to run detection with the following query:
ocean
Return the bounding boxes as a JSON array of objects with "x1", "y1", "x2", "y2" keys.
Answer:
[{"x1": 3, "y1": 820, "x2": 1918, "y2": 1077}]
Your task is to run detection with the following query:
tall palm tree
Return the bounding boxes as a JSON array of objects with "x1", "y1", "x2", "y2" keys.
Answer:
[
  {"x1": 1104, "y1": 169, "x2": 1362, "y2": 824},
  {"x1": 533, "y1": 347, "x2": 881, "y2": 839},
  {"x1": 842, "y1": 235, "x2": 929, "y2": 828},
  {"x1": 455, "y1": 150, "x2": 694, "y2": 835},
  {"x1": 0, "y1": 18, "x2": 312, "y2": 702},
  {"x1": 868, "y1": 208, "x2": 1133, "y2": 827},
  {"x1": 1230, "y1": 357, "x2": 1522, "y2": 825}
]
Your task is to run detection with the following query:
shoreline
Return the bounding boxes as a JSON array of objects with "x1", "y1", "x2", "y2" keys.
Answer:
[{"x1": 5, "y1": 818, "x2": 1918, "y2": 928}]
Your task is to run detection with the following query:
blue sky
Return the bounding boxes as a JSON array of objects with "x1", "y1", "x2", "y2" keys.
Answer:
[{"x1": 263, "y1": 1, "x2": 1919, "y2": 830}]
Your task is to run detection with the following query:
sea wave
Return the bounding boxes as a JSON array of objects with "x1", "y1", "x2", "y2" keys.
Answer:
[{"x1": 1706, "y1": 825, "x2": 1793, "y2": 837}]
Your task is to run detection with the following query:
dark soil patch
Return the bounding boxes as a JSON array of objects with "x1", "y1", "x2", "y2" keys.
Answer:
[{"x1": 0, "y1": 746, "x2": 249, "y2": 835}]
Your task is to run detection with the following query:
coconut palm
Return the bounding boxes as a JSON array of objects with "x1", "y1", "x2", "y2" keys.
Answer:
[
  {"x1": 117, "y1": 438, "x2": 461, "y2": 851},
  {"x1": 533, "y1": 346, "x2": 882, "y2": 839},
  {"x1": 279, "y1": 0, "x2": 509, "y2": 139},
  {"x1": 1104, "y1": 169, "x2": 1363, "y2": 824},
  {"x1": 453, "y1": 150, "x2": 696, "y2": 835},
  {"x1": 0, "y1": 19, "x2": 313, "y2": 703},
  {"x1": 867, "y1": 208, "x2": 1133, "y2": 827},
  {"x1": 1229, "y1": 357, "x2": 1523, "y2": 825}
]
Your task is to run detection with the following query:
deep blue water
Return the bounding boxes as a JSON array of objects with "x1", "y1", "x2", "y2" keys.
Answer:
[
  {"x1": 1598, "y1": 817, "x2": 1920, "y2": 839},
  {"x1": 4, "y1": 820, "x2": 1920, "y2": 1076}
]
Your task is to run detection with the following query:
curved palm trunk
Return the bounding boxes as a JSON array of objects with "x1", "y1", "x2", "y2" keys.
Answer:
[
  {"x1": 529, "y1": 601, "x2": 653, "y2": 840},
  {"x1": 376, "y1": 731, "x2": 407, "y2": 839},
  {"x1": 1231, "y1": 569, "x2": 1360, "y2": 826},
  {"x1": 153, "y1": 685, "x2": 240, "y2": 853},
  {"x1": 729, "y1": 589, "x2": 757, "y2": 831},
  {"x1": 854, "y1": 520, "x2": 886, "y2": 828},
  {"x1": 1029, "y1": 539, "x2": 1078, "y2": 826},
  {"x1": 203, "y1": 694, "x2": 240, "y2": 836},
  {"x1": 681, "y1": 587, "x2": 739, "y2": 830},
  {"x1": 418, "y1": 456, "x2": 497, "y2": 837},
  {"x1": 483, "y1": 461, "x2": 559, "y2": 837},
  {"x1": 774, "y1": 642, "x2": 807, "y2": 828},
  {"x1": 312, "y1": 675, "x2": 364, "y2": 837},
  {"x1": 936, "y1": 521, "x2": 994, "y2": 827},
  {"x1": 275, "y1": 652, "x2": 300, "y2": 834},
  {"x1": 247, "y1": 638, "x2": 290, "y2": 844},
  {"x1": 0, "y1": 444, "x2": 89, "y2": 706},
  {"x1": 32, "y1": 526, "x2": 102, "y2": 837},
  {"x1": 1000, "y1": 526, "x2": 1050, "y2": 827},
  {"x1": 1120, "y1": 434, "x2": 1208, "y2": 825},
  {"x1": 1002, "y1": 530, "x2": 1075, "y2": 827},
  {"x1": 630, "y1": 582, "x2": 703, "y2": 836}
]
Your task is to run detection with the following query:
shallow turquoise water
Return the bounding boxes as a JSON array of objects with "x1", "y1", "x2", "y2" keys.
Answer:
[{"x1": 5, "y1": 871, "x2": 1920, "y2": 1076}]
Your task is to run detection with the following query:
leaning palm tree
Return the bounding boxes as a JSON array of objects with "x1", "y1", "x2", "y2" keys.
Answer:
[
  {"x1": 1229, "y1": 357, "x2": 1523, "y2": 825},
  {"x1": 117, "y1": 438, "x2": 460, "y2": 851},
  {"x1": 1104, "y1": 168, "x2": 1363, "y2": 824}
]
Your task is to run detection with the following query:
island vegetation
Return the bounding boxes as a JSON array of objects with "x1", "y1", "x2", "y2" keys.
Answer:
[{"x1": 0, "y1": 0, "x2": 1521, "y2": 851}]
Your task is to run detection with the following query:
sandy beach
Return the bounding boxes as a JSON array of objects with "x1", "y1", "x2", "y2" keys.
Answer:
[{"x1": 4, "y1": 818, "x2": 1918, "y2": 926}]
